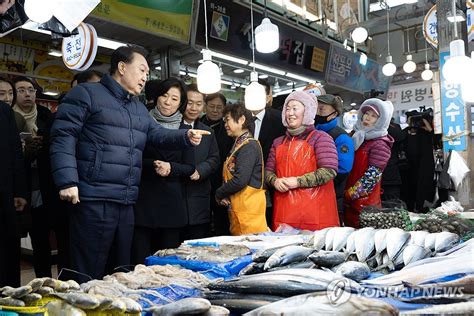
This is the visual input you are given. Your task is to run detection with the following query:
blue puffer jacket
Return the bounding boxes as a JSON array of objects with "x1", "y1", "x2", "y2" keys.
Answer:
[{"x1": 50, "y1": 75, "x2": 191, "y2": 205}]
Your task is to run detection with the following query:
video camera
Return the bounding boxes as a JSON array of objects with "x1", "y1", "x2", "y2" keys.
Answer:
[
  {"x1": 363, "y1": 89, "x2": 385, "y2": 99},
  {"x1": 406, "y1": 106, "x2": 433, "y2": 129}
]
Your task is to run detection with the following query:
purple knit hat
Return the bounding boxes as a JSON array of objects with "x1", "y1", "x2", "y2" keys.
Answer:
[{"x1": 282, "y1": 90, "x2": 318, "y2": 127}]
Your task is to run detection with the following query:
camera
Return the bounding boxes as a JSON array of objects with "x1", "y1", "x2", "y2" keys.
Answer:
[
  {"x1": 406, "y1": 107, "x2": 433, "y2": 129},
  {"x1": 363, "y1": 89, "x2": 385, "y2": 99}
]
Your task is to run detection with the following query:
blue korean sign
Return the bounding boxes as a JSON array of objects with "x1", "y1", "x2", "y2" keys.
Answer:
[
  {"x1": 439, "y1": 51, "x2": 467, "y2": 152},
  {"x1": 326, "y1": 45, "x2": 390, "y2": 94}
]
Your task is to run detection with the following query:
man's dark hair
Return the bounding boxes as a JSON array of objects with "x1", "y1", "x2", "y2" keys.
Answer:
[
  {"x1": 75, "y1": 70, "x2": 103, "y2": 84},
  {"x1": 223, "y1": 103, "x2": 255, "y2": 135},
  {"x1": 13, "y1": 76, "x2": 36, "y2": 88},
  {"x1": 258, "y1": 78, "x2": 271, "y2": 96},
  {"x1": 187, "y1": 83, "x2": 203, "y2": 95},
  {"x1": 155, "y1": 77, "x2": 188, "y2": 113},
  {"x1": 205, "y1": 92, "x2": 227, "y2": 105},
  {"x1": 110, "y1": 45, "x2": 148, "y2": 75},
  {"x1": 144, "y1": 79, "x2": 160, "y2": 103}
]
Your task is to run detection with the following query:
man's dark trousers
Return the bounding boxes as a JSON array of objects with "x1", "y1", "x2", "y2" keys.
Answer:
[{"x1": 69, "y1": 201, "x2": 133, "y2": 283}]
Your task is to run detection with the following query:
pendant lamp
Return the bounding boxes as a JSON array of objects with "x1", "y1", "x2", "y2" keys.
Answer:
[
  {"x1": 24, "y1": 0, "x2": 54, "y2": 23},
  {"x1": 197, "y1": 0, "x2": 221, "y2": 94},
  {"x1": 245, "y1": 1, "x2": 266, "y2": 111},
  {"x1": 255, "y1": 0, "x2": 279, "y2": 53},
  {"x1": 442, "y1": 0, "x2": 474, "y2": 84},
  {"x1": 421, "y1": 9, "x2": 434, "y2": 81},
  {"x1": 382, "y1": 8, "x2": 396, "y2": 76}
]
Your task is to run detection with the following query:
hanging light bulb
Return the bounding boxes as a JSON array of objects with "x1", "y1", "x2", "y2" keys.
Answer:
[
  {"x1": 273, "y1": 79, "x2": 281, "y2": 92},
  {"x1": 383, "y1": 55, "x2": 397, "y2": 76},
  {"x1": 421, "y1": 63, "x2": 433, "y2": 80},
  {"x1": 351, "y1": 26, "x2": 368, "y2": 44},
  {"x1": 442, "y1": 39, "x2": 474, "y2": 84},
  {"x1": 403, "y1": 55, "x2": 417, "y2": 73},
  {"x1": 255, "y1": 0, "x2": 279, "y2": 53},
  {"x1": 245, "y1": 72, "x2": 266, "y2": 111},
  {"x1": 382, "y1": 8, "x2": 396, "y2": 77},
  {"x1": 197, "y1": 50, "x2": 221, "y2": 94},
  {"x1": 230, "y1": 80, "x2": 237, "y2": 90},
  {"x1": 197, "y1": 0, "x2": 221, "y2": 94},
  {"x1": 24, "y1": 0, "x2": 54, "y2": 23},
  {"x1": 255, "y1": 18, "x2": 279, "y2": 53},
  {"x1": 245, "y1": 0, "x2": 266, "y2": 111}
]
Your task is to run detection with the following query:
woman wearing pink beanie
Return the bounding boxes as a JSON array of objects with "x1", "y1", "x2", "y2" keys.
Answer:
[
  {"x1": 344, "y1": 98, "x2": 394, "y2": 228},
  {"x1": 265, "y1": 91, "x2": 340, "y2": 231}
]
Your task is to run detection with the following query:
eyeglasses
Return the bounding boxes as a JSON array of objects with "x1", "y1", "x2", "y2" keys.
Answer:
[{"x1": 17, "y1": 88, "x2": 37, "y2": 95}]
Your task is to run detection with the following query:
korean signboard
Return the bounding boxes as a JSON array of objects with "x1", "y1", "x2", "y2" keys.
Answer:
[
  {"x1": 326, "y1": 45, "x2": 389, "y2": 94},
  {"x1": 387, "y1": 81, "x2": 434, "y2": 112},
  {"x1": 439, "y1": 51, "x2": 467, "y2": 152},
  {"x1": 92, "y1": 0, "x2": 193, "y2": 43},
  {"x1": 195, "y1": 0, "x2": 331, "y2": 81}
]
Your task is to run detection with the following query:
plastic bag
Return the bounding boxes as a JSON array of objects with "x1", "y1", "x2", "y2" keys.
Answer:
[
  {"x1": 448, "y1": 150, "x2": 470, "y2": 189},
  {"x1": 359, "y1": 202, "x2": 412, "y2": 230}
]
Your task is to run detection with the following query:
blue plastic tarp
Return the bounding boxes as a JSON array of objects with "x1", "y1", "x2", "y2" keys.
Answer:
[{"x1": 145, "y1": 254, "x2": 253, "y2": 280}]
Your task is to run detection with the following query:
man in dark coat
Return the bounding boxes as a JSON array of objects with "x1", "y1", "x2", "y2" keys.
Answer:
[
  {"x1": 0, "y1": 100, "x2": 27, "y2": 287},
  {"x1": 252, "y1": 80, "x2": 286, "y2": 224},
  {"x1": 382, "y1": 118, "x2": 405, "y2": 201},
  {"x1": 50, "y1": 46, "x2": 203, "y2": 283},
  {"x1": 183, "y1": 84, "x2": 219, "y2": 239},
  {"x1": 200, "y1": 93, "x2": 232, "y2": 236}
]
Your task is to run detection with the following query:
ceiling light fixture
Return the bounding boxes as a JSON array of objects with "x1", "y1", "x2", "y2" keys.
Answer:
[
  {"x1": 233, "y1": 68, "x2": 245, "y2": 73},
  {"x1": 403, "y1": 29, "x2": 417, "y2": 73},
  {"x1": 255, "y1": 0, "x2": 280, "y2": 53},
  {"x1": 197, "y1": 0, "x2": 221, "y2": 94},
  {"x1": 258, "y1": 74, "x2": 269, "y2": 79},
  {"x1": 209, "y1": 50, "x2": 249, "y2": 65},
  {"x1": 248, "y1": 62, "x2": 286, "y2": 75},
  {"x1": 286, "y1": 72, "x2": 315, "y2": 83},
  {"x1": 244, "y1": 0, "x2": 266, "y2": 111},
  {"x1": 382, "y1": 7, "x2": 397, "y2": 76},
  {"x1": 442, "y1": 0, "x2": 474, "y2": 84},
  {"x1": 24, "y1": 0, "x2": 54, "y2": 23},
  {"x1": 48, "y1": 49, "x2": 62, "y2": 57}
]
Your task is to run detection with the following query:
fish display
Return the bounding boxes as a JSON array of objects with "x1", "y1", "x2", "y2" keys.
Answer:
[
  {"x1": 243, "y1": 292, "x2": 399, "y2": 315},
  {"x1": 154, "y1": 244, "x2": 252, "y2": 263},
  {"x1": 147, "y1": 297, "x2": 212, "y2": 315},
  {"x1": 334, "y1": 261, "x2": 371, "y2": 282},
  {"x1": 308, "y1": 251, "x2": 347, "y2": 268},
  {"x1": 400, "y1": 301, "x2": 474, "y2": 315},
  {"x1": 263, "y1": 246, "x2": 314, "y2": 270}
]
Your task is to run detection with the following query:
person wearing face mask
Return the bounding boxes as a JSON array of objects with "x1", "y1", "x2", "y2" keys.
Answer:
[
  {"x1": 314, "y1": 94, "x2": 354, "y2": 224},
  {"x1": 265, "y1": 91, "x2": 340, "y2": 231},
  {"x1": 132, "y1": 77, "x2": 196, "y2": 263},
  {"x1": 344, "y1": 99, "x2": 394, "y2": 228}
]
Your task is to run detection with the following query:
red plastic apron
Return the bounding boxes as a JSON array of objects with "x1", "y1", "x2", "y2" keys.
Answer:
[
  {"x1": 344, "y1": 142, "x2": 382, "y2": 228},
  {"x1": 273, "y1": 131, "x2": 340, "y2": 231}
]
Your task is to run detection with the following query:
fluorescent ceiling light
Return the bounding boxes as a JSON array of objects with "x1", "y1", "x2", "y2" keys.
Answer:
[
  {"x1": 22, "y1": 21, "x2": 127, "y2": 50},
  {"x1": 273, "y1": 85, "x2": 305, "y2": 96},
  {"x1": 249, "y1": 62, "x2": 286, "y2": 75},
  {"x1": 48, "y1": 49, "x2": 62, "y2": 57},
  {"x1": 258, "y1": 74, "x2": 268, "y2": 79},
  {"x1": 233, "y1": 68, "x2": 245, "y2": 74},
  {"x1": 206, "y1": 50, "x2": 249, "y2": 65},
  {"x1": 350, "y1": 102, "x2": 357, "y2": 106},
  {"x1": 286, "y1": 72, "x2": 315, "y2": 83},
  {"x1": 370, "y1": 0, "x2": 406, "y2": 12},
  {"x1": 286, "y1": 82, "x2": 294, "y2": 86},
  {"x1": 221, "y1": 80, "x2": 234, "y2": 86},
  {"x1": 155, "y1": 66, "x2": 161, "y2": 70}
]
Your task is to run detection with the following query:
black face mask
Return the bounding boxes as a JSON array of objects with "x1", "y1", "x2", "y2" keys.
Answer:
[{"x1": 314, "y1": 111, "x2": 337, "y2": 125}]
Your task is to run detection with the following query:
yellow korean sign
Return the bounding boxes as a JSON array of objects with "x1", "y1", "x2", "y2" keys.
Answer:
[{"x1": 92, "y1": 0, "x2": 193, "y2": 43}]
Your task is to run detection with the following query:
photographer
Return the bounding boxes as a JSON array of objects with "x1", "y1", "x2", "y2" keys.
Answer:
[{"x1": 401, "y1": 108, "x2": 436, "y2": 213}]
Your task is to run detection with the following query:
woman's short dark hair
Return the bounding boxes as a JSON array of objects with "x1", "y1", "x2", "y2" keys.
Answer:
[
  {"x1": 110, "y1": 45, "x2": 148, "y2": 75},
  {"x1": 223, "y1": 103, "x2": 255, "y2": 135},
  {"x1": 0, "y1": 76, "x2": 16, "y2": 105},
  {"x1": 155, "y1": 77, "x2": 188, "y2": 113}
]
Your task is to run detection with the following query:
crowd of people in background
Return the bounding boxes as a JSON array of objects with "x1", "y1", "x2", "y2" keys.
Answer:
[{"x1": 0, "y1": 45, "x2": 443, "y2": 287}]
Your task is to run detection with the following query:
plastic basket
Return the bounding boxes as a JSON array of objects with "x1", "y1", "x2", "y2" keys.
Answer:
[
  {"x1": 0, "y1": 311, "x2": 19, "y2": 316},
  {"x1": 0, "y1": 305, "x2": 46, "y2": 315}
]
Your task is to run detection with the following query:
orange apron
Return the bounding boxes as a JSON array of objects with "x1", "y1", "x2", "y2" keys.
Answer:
[
  {"x1": 344, "y1": 142, "x2": 382, "y2": 228},
  {"x1": 273, "y1": 131, "x2": 340, "y2": 231},
  {"x1": 223, "y1": 138, "x2": 268, "y2": 236}
]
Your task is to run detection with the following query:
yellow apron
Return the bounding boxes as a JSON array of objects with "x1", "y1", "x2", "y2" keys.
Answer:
[{"x1": 223, "y1": 138, "x2": 268, "y2": 236}]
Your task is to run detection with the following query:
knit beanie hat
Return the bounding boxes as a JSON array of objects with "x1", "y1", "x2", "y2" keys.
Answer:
[
  {"x1": 282, "y1": 90, "x2": 318, "y2": 127},
  {"x1": 317, "y1": 94, "x2": 344, "y2": 116}
]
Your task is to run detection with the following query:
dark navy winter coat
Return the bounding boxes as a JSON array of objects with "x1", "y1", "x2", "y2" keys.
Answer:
[{"x1": 50, "y1": 75, "x2": 191, "y2": 205}]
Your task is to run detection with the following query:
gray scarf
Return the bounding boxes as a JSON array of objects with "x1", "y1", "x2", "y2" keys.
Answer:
[
  {"x1": 352, "y1": 120, "x2": 388, "y2": 150},
  {"x1": 149, "y1": 107, "x2": 183, "y2": 130}
]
